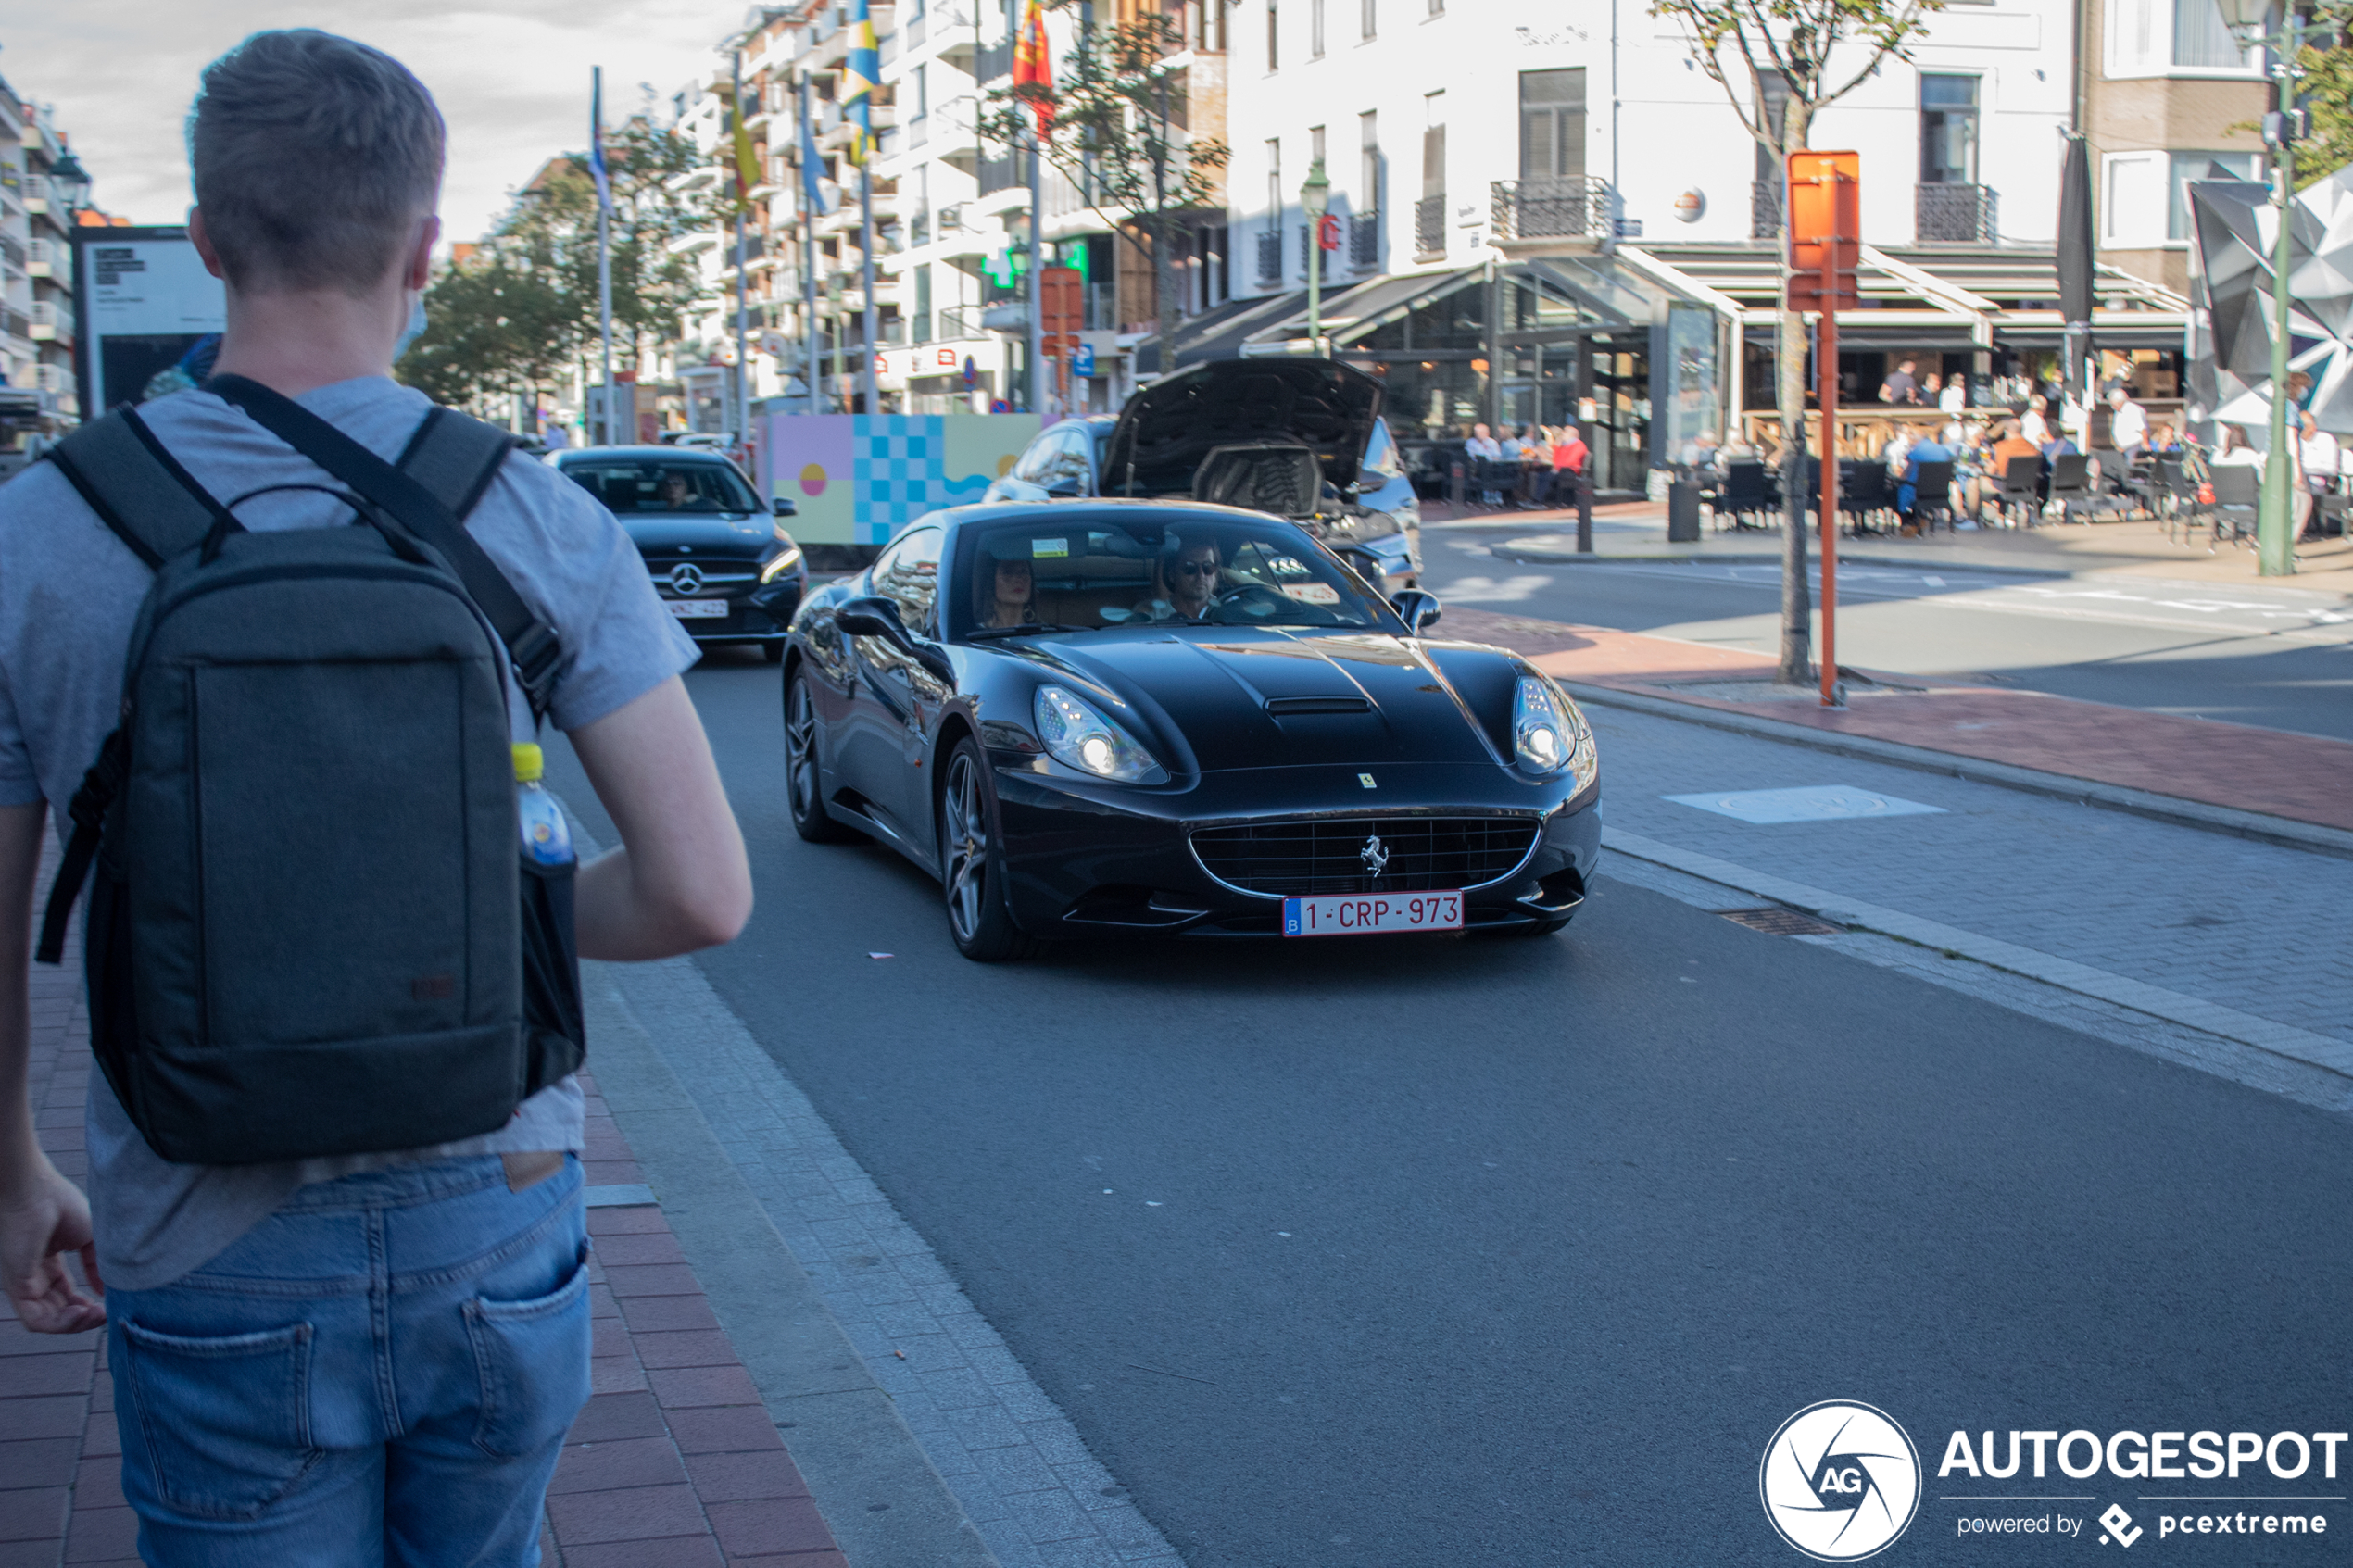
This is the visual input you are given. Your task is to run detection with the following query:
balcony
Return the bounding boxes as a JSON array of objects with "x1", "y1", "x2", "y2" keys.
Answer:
[
  {"x1": 937, "y1": 304, "x2": 993, "y2": 339},
  {"x1": 1, "y1": 307, "x2": 28, "y2": 345},
  {"x1": 0, "y1": 234, "x2": 25, "y2": 275},
  {"x1": 978, "y1": 152, "x2": 1021, "y2": 195},
  {"x1": 1348, "y1": 211, "x2": 1378, "y2": 270},
  {"x1": 1916, "y1": 182, "x2": 1998, "y2": 245},
  {"x1": 974, "y1": 38, "x2": 1014, "y2": 80},
  {"x1": 1256, "y1": 227, "x2": 1282, "y2": 284},
  {"x1": 29, "y1": 299, "x2": 71, "y2": 343},
  {"x1": 1489, "y1": 177, "x2": 1613, "y2": 244},
  {"x1": 1414, "y1": 194, "x2": 1445, "y2": 260}
]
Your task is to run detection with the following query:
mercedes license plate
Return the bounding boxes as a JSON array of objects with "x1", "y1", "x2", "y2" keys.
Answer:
[
  {"x1": 1283, "y1": 891, "x2": 1462, "y2": 937},
  {"x1": 667, "y1": 600, "x2": 728, "y2": 619}
]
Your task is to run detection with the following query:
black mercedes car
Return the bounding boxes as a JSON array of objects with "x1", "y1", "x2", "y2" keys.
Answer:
[
  {"x1": 547, "y1": 445, "x2": 806, "y2": 659},
  {"x1": 782, "y1": 500, "x2": 1599, "y2": 960}
]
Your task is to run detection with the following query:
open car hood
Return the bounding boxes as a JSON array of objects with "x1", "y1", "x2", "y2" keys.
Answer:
[{"x1": 1100, "y1": 358, "x2": 1384, "y2": 505}]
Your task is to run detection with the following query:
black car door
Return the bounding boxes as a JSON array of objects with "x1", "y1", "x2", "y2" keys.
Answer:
[{"x1": 837, "y1": 525, "x2": 946, "y2": 846}]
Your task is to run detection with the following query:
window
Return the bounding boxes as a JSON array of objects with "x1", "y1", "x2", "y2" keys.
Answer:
[
  {"x1": 1310, "y1": 124, "x2": 1326, "y2": 169},
  {"x1": 913, "y1": 63, "x2": 929, "y2": 119},
  {"x1": 915, "y1": 263, "x2": 933, "y2": 342},
  {"x1": 1267, "y1": 0, "x2": 1279, "y2": 67},
  {"x1": 1422, "y1": 98, "x2": 1444, "y2": 199},
  {"x1": 1360, "y1": 111, "x2": 1379, "y2": 211},
  {"x1": 1268, "y1": 138, "x2": 1284, "y2": 220},
  {"x1": 873, "y1": 526, "x2": 944, "y2": 632},
  {"x1": 2168, "y1": 149, "x2": 2259, "y2": 239},
  {"x1": 561, "y1": 461, "x2": 761, "y2": 515},
  {"x1": 1362, "y1": 0, "x2": 1376, "y2": 38},
  {"x1": 1428, "y1": 0, "x2": 1441, "y2": 14},
  {"x1": 1518, "y1": 69, "x2": 1585, "y2": 184},
  {"x1": 2106, "y1": 0, "x2": 2255, "y2": 75},
  {"x1": 1312, "y1": 0, "x2": 1325, "y2": 55},
  {"x1": 1919, "y1": 74, "x2": 1979, "y2": 185}
]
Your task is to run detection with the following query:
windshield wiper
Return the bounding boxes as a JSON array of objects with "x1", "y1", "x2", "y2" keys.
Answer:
[{"x1": 963, "y1": 623, "x2": 1095, "y2": 640}]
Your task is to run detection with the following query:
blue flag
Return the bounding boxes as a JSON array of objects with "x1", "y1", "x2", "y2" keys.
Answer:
[
  {"x1": 587, "y1": 68, "x2": 612, "y2": 213},
  {"x1": 799, "y1": 79, "x2": 832, "y2": 215}
]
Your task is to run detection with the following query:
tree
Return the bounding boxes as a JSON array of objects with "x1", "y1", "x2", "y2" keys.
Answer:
[
  {"x1": 1650, "y1": 0, "x2": 1943, "y2": 684},
  {"x1": 398, "y1": 119, "x2": 727, "y2": 420},
  {"x1": 980, "y1": 10, "x2": 1229, "y2": 367}
]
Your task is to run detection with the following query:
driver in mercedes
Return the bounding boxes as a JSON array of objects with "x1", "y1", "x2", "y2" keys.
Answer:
[{"x1": 1133, "y1": 537, "x2": 1223, "y2": 622}]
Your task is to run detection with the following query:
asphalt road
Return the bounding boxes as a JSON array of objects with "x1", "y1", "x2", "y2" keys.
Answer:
[
  {"x1": 555, "y1": 651, "x2": 2353, "y2": 1567},
  {"x1": 1422, "y1": 528, "x2": 2353, "y2": 742}
]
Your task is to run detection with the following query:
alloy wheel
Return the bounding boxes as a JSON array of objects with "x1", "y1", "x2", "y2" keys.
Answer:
[{"x1": 944, "y1": 753, "x2": 988, "y2": 944}]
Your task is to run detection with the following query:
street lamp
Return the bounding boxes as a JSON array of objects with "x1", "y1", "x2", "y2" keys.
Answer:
[
  {"x1": 1300, "y1": 158, "x2": 1330, "y2": 358},
  {"x1": 2212, "y1": 0, "x2": 2349, "y2": 575},
  {"x1": 48, "y1": 148, "x2": 91, "y2": 217}
]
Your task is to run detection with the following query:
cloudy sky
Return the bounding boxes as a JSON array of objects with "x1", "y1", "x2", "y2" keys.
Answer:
[{"x1": 3, "y1": 1, "x2": 751, "y2": 245}]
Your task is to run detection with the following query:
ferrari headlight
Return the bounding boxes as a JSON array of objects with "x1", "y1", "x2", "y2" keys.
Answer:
[
  {"x1": 1034, "y1": 684, "x2": 1163, "y2": 783},
  {"x1": 1514, "y1": 675, "x2": 1580, "y2": 774},
  {"x1": 759, "y1": 540, "x2": 805, "y2": 583}
]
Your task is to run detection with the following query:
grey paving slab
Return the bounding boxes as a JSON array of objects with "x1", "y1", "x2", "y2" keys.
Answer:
[{"x1": 1587, "y1": 703, "x2": 2353, "y2": 1047}]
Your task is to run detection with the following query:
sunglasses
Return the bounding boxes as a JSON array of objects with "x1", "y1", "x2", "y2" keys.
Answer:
[{"x1": 1176, "y1": 559, "x2": 1218, "y2": 577}]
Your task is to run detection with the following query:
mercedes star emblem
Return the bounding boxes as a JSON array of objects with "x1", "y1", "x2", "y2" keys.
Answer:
[
  {"x1": 1360, "y1": 834, "x2": 1390, "y2": 876},
  {"x1": 669, "y1": 562, "x2": 704, "y2": 595}
]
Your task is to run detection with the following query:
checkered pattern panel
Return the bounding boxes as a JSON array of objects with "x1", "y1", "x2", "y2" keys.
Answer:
[{"x1": 853, "y1": 416, "x2": 944, "y2": 540}]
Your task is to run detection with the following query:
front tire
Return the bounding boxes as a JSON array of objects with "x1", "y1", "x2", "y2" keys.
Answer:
[
  {"x1": 938, "y1": 739, "x2": 1042, "y2": 961},
  {"x1": 785, "y1": 668, "x2": 858, "y2": 844}
]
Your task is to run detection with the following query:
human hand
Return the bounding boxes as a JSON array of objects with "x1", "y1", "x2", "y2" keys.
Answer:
[{"x1": 1, "y1": 1155, "x2": 105, "y2": 1334}]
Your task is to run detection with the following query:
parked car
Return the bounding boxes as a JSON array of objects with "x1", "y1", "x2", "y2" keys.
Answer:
[
  {"x1": 546, "y1": 445, "x2": 805, "y2": 659},
  {"x1": 781, "y1": 501, "x2": 1598, "y2": 960},
  {"x1": 981, "y1": 358, "x2": 1422, "y2": 596}
]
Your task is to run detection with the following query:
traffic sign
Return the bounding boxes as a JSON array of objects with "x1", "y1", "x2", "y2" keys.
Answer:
[
  {"x1": 1785, "y1": 150, "x2": 1860, "y2": 314},
  {"x1": 1072, "y1": 342, "x2": 1095, "y2": 377}
]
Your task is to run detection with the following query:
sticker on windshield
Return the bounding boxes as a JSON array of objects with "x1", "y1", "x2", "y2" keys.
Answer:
[
  {"x1": 1266, "y1": 556, "x2": 1310, "y2": 576},
  {"x1": 1281, "y1": 583, "x2": 1340, "y2": 605},
  {"x1": 1032, "y1": 537, "x2": 1069, "y2": 558}
]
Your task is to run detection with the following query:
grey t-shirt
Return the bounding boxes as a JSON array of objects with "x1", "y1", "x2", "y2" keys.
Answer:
[{"x1": 0, "y1": 376, "x2": 698, "y2": 1289}]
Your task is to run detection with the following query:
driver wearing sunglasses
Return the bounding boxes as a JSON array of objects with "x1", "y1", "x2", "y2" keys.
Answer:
[{"x1": 1132, "y1": 538, "x2": 1224, "y2": 622}]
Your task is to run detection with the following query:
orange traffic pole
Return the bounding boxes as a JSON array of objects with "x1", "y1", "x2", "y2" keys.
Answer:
[{"x1": 1818, "y1": 297, "x2": 1839, "y2": 708}]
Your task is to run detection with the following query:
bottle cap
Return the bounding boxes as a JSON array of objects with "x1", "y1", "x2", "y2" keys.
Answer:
[{"x1": 511, "y1": 743, "x2": 545, "y2": 783}]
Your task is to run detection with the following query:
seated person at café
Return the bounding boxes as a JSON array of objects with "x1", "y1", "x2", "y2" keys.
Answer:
[
  {"x1": 1898, "y1": 422, "x2": 1955, "y2": 528},
  {"x1": 1132, "y1": 537, "x2": 1226, "y2": 622}
]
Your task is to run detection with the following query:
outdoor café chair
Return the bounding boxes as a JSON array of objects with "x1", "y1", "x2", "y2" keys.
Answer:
[
  {"x1": 1995, "y1": 454, "x2": 2044, "y2": 527},
  {"x1": 1908, "y1": 459, "x2": 1957, "y2": 533},
  {"x1": 2208, "y1": 464, "x2": 2259, "y2": 549},
  {"x1": 1717, "y1": 460, "x2": 1774, "y2": 530}
]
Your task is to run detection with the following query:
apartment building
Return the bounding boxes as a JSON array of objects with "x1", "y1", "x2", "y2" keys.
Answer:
[
  {"x1": 2082, "y1": 0, "x2": 2267, "y2": 295},
  {"x1": 0, "y1": 74, "x2": 88, "y2": 457}
]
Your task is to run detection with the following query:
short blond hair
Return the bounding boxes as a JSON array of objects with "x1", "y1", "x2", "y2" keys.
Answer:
[{"x1": 190, "y1": 31, "x2": 444, "y2": 294}]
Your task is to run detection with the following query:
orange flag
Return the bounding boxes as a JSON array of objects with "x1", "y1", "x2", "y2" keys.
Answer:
[{"x1": 1013, "y1": 0, "x2": 1053, "y2": 134}]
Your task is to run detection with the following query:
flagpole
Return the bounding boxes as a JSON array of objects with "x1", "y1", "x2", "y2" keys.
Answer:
[
  {"x1": 594, "y1": 66, "x2": 614, "y2": 445},
  {"x1": 860, "y1": 165, "x2": 879, "y2": 414},
  {"x1": 1026, "y1": 127, "x2": 1043, "y2": 416},
  {"x1": 799, "y1": 73, "x2": 820, "y2": 417},
  {"x1": 731, "y1": 49, "x2": 752, "y2": 444}
]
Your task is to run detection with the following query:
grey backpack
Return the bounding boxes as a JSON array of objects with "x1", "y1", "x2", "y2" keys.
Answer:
[{"x1": 38, "y1": 377, "x2": 583, "y2": 1165}]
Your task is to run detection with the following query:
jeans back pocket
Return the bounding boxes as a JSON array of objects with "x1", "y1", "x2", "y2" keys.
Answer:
[
  {"x1": 118, "y1": 1317, "x2": 320, "y2": 1521},
  {"x1": 462, "y1": 1240, "x2": 592, "y2": 1458}
]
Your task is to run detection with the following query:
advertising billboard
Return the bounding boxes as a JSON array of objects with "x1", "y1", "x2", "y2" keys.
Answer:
[
  {"x1": 748, "y1": 411, "x2": 1039, "y2": 545},
  {"x1": 71, "y1": 227, "x2": 228, "y2": 419}
]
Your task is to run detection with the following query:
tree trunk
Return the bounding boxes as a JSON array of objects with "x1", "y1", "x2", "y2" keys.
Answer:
[
  {"x1": 1153, "y1": 216, "x2": 1181, "y2": 363},
  {"x1": 1774, "y1": 109, "x2": 1813, "y2": 686}
]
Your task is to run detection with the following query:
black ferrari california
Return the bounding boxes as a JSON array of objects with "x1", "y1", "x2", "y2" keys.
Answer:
[{"x1": 782, "y1": 500, "x2": 1600, "y2": 960}]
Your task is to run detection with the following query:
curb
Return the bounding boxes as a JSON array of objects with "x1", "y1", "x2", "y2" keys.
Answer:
[
  {"x1": 1563, "y1": 680, "x2": 2353, "y2": 863},
  {"x1": 1600, "y1": 827, "x2": 2353, "y2": 1086},
  {"x1": 1488, "y1": 541, "x2": 2078, "y2": 577}
]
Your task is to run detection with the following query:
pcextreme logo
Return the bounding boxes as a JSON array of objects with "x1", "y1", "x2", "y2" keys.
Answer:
[{"x1": 1760, "y1": 1401, "x2": 1924, "y2": 1562}]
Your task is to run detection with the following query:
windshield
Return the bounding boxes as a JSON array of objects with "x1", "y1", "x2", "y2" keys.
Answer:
[
  {"x1": 561, "y1": 459, "x2": 761, "y2": 514},
  {"x1": 950, "y1": 512, "x2": 1394, "y2": 639}
]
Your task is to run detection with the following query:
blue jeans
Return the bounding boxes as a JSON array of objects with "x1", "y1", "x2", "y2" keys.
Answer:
[{"x1": 107, "y1": 1155, "x2": 590, "y2": 1567}]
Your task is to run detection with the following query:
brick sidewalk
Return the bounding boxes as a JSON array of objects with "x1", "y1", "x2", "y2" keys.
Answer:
[
  {"x1": 1, "y1": 885, "x2": 847, "y2": 1568},
  {"x1": 1443, "y1": 606, "x2": 2353, "y2": 834}
]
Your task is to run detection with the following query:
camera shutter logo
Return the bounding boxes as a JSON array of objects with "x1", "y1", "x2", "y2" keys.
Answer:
[{"x1": 1759, "y1": 1401, "x2": 1921, "y2": 1561}]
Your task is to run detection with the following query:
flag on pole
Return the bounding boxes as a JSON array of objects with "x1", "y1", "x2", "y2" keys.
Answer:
[
  {"x1": 587, "y1": 67, "x2": 613, "y2": 213},
  {"x1": 842, "y1": 0, "x2": 880, "y2": 166},
  {"x1": 1013, "y1": 0, "x2": 1054, "y2": 133},
  {"x1": 798, "y1": 80, "x2": 836, "y2": 215},
  {"x1": 731, "y1": 94, "x2": 761, "y2": 212}
]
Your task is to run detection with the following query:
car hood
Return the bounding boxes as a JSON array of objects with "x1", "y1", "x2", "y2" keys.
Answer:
[
  {"x1": 620, "y1": 514, "x2": 774, "y2": 559},
  {"x1": 1099, "y1": 358, "x2": 1384, "y2": 502},
  {"x1": 1033, "y1": 629, "x2": 1507, "y2": 772}
]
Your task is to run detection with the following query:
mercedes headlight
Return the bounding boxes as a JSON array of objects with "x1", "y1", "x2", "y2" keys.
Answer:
[
  {"x1": 1034, "y1": 684, "x2": 1164, "y2": 783},
  {"x1": 1514, "y1": 675, "x2": 1592, "y2": 778},
  {"x1": 759, "y1": 540, "x2": 805, "y2": 583}
]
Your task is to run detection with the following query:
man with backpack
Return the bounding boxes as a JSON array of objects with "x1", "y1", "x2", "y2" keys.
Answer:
[{"x1": 0, "y1": 31, "x2": 751, "y2": 1564}]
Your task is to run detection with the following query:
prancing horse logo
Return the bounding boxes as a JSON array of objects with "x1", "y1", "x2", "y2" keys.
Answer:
[{"x1": 1360, "y1": 834, "x2": 1390, "y2": 876}]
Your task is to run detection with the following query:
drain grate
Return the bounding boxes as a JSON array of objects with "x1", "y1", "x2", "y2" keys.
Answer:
[{"x1": 1715, "y1": 907, "x2": 1844, "y2": 936}]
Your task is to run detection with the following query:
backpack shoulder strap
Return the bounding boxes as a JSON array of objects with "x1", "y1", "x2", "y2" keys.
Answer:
[
  {"x1": 44, "y1": 408, "x2": 236, "y2": 570},
  {"x1": 396, "y1": 405, "x2": 519, "y2": 521},
  {"x1": 203, "y1": 376, "x2": 562, "y2": 720}
]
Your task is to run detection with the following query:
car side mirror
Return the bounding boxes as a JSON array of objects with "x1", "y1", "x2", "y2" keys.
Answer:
[
  {"x1": 837, "y1": 595, "x2": 953, "y2": 683},
  {"x1": 1044, "y1": 475, "x2": 1087, "y2": 499},
  {"x1": 1390, "y1": 589, "x2": 1441, "y2": 634},
  {"x1": 772, "y1": 496, "x2": 798, "y2": 517}
]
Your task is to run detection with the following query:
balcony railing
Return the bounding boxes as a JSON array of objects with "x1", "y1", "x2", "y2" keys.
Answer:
[
  {"x1": 978, "y1": 153, "x2": 1021, "y2": 194},
  {"x1": 1489, "y1": 177, "x2": 1613, "y2": 243},
  {"x1": 1916, "y1": 182, "x2": 1998, "y2": 245},
  {"x1": 937, "y1": 305, "x2": 990, "y2": 339},
  {"x1": 1349, "y1": 211, "x2": 1379, "y2": 269},
  {"x1": 30, "y1": 299, "x2": 71, "y2": 341},
  {"x1": 975, "y1": 38, "x2": 1014, "y2": 79},
  {"x1": 1414, "y1": 194, "x2": 1445, "y2": 258},
  {"x1": 1256, "y1": 227, "x2": 1282, "y2": 283},
  {"x1": 1751, "y1": 181, "x2": 1781, "y2": 240},
  {"x1": 2, "y1": 307, "x2": 28, "y2": 343}
]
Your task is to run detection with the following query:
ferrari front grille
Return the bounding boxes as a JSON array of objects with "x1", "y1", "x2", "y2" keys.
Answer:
[{"x1": 1189, "y1": 815, "x2": 1541, "y2": 897}]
